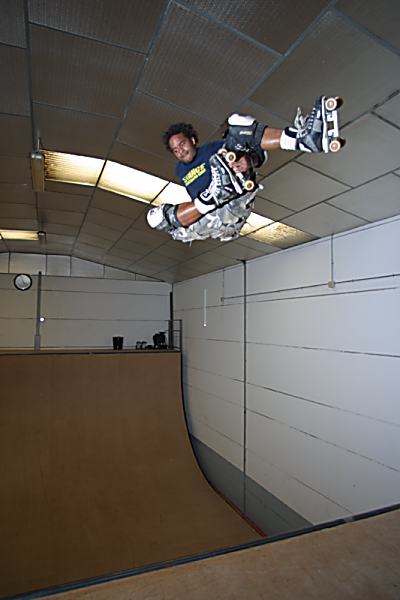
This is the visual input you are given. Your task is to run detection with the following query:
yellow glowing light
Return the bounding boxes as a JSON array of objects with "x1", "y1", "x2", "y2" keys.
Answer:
[
  {"x1": 0, "y1": 229, "x2": 39, "y2": 240},
  {"x1": 44, "y1": 150, "x2": 104, "y2": 186},
  {"x1": 99, "y1": 161, "x2": 168, "y2": 203},
  {"x1": 152, "y1": 182, "x2": 191, "y2": 206}
]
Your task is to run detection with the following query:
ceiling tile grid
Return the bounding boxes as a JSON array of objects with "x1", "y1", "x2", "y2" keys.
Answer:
[
  {"x1": 374, "y1": 92, "x2": 400, "y2": 128},
  {"x1": 250, "y1": 10, "x2": 400, "y2": 125},
  {"x1": 0, "y1": 0, "x2": 26, "y2": 48},
  {"x1": 0, "y1": 1, "x2": 399, "y2": 282},
  {"x1": 138, "y1": 1, "x2": 278, "y2": 122},
  {"x1": 34, "y1": 104, "x2": 120, "y2": 158},
  {"x1": 282, "y1": 203, "x2": 368, "y2": 237},
  {"x1": 336, "y1": 0, "x2": 400, "y2": 51},
  {"x1": 30, "y1": 26, "x2": 145, "y2": 117},
  {"x1": 28, "y1": 0, "x2": 166, "y2": 52},
  {"x1": 327, "y1": 174, "x2": 400, "y2": 222},
  {"x1": 297, "y1": 114, "x2": 400, "y2": 187},
  {"x1": 0, "y1": 45, "x2": 30, "y2": 115},
  {"x1": 257, "y1": 162, "x2": 350, "y2": 211}
]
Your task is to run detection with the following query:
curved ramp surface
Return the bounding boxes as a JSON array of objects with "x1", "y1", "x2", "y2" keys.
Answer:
[{"x1": 0, "y1": 352, "x2": 260, "y2": 597}]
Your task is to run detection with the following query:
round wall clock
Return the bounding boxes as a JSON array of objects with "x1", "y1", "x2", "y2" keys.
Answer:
[{"x1": 13, "y1": 273, "x2": 33, "y2": 291}]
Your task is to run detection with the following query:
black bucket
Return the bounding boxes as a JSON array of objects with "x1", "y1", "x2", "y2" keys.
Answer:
[{"x1": 112, "y1": 336, "x2": 124, "y2": 350}]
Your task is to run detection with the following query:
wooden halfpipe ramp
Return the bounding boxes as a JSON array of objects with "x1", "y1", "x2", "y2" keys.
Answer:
[{"x1": 0, "y1": 352, "x2": 261, "y2": 597}]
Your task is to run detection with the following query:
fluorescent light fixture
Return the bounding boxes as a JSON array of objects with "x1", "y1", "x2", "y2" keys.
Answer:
[
  {"x1": 152, "y1": 181, "x2": 191, "y2": 206},
  {"x1": 99, "y1": 161, "x2": 168, "y2": 203},
  {"x1": 30, "y1": 151, "x2": 45, "y2": 192},
  {"x1": 0, "y1": 229, "x2": 39, "y2": 240},
  {"x1": 44, "y1": 150, "x2": 104, "y2": 186}
]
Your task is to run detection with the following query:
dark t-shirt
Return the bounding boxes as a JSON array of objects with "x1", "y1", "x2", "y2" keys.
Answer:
[{"x1": 176, "y1": 140, "x2": 223, "y2": 200}]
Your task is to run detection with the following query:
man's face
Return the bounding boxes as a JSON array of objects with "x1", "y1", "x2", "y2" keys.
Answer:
[{"x1": 169, "y1": 133, "x2": 197, "y2": 163}]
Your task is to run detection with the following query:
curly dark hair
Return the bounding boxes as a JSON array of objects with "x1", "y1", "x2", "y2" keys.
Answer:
[{"x1": 162, "y1": 122, "x2": 199, "y2": 151}]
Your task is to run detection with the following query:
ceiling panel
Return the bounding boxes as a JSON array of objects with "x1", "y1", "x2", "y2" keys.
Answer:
[
  {"x1": 34, "y1": 104, "x2": 119, "y2": 157},
  {"x1": 0, "y1": 0, "x2": 26, "y2": 47},
  {"x1": 76, "y1": 232, "x2": 114, "y2": 251},
  {"x1": 28, "y1": 0, "x2": 166, "y2": 52},
  {"x1": 0, "y1": 184, "x2": 35, "y2": 205},
  {"x1": 375, "y1": 93, "x2": 400, "y2": 128},
  {"x1": 283, "y1": 203, "x2": 368, "y2": 237},
  {"x1": 79, "y1": 222, "x2": 123, "y2": 243},
  {"x1": 0, "y1": 45, "x2": 30, "y2": 115},
  {"x1": 1, "y1": 114, "x2": 32, "y2": 156},
  {"x1": 0, "y1": 157, "x2": 30, "y2": 184},
  {"x1": 38, "y1": 208, "x2": 85, "y2": 227},
  {"x1": 253, "y1": 196, "x2": 293, "y2": 221},
  {"x1": 38, "y1": 191, "x2": 90, "y2": 213},
  {"x1": 90, "y1": 189, "x2": 145, "y2": 220},
  {"x1": 0, "y1": 203, "x2": 36, "y2": 219},
  {"x1": 139, "y1": 2, "x2": 278, "y2": 122},
  {"x1": 297, "y1": 114, "x2": 400, "y2": 187},
  {"x1": 327, "y1": 174, "x2": 400, "y2": 222},
  {"x1": 250, "y1": 10, "x2": 400, "y2": 125},
  {"x1": 336, "y1": 0, "x2": 400, "y2": 51},
  {"x1": 0, "y1": 217, "x2": 38, "y2": 229},
  {"x1": 85, "y1": 207, "x2": 132, "y2": 232},
  {"x1": 30, "y1": 26, "x2": 145, "y2": 117},
  {"x1": 186, "y1": 0, "x2": 330, "y2": 53},
  {"x1": 118, "y1": 92, "x2": 218, "y2": 158},
  {"x1": 258, "y1": 162, "x2": 349, "y2": 210}
]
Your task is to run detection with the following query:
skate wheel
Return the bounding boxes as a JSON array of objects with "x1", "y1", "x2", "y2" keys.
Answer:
[
  {"x1": 225, "y1": 151, "x2": 236, "y2": 164},
  {"x1": 244, "y1": 180, "x2": 255, "y2": 191},
  {"x1": 325, "y1": 96, "x2": 343, "y2": 111},
  {"x1": 329, "y1": 139, "x2": 342, "y2": 153}
]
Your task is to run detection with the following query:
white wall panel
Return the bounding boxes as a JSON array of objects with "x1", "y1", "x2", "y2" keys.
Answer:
[
  {"x1": 174, "y1": 270, "x2": 223, "y2": 310},
  {"x1": 184, "y1": 385, "x2": 244, "y2": 447},
  {"x1": 46, "y1": 255, "x2": 71, "y2": 276},
  {"x1": 184, "y1": 367, "x2": 243, "y2": 408},
  {"x1": 184, "y1": 337, "x2": 243, "y2": 380},
  {"x1": 247, "y1": 344, "x2": 400, "y2": 424},
  {"x1": 185, "y1": 412, "x2": 243, "y2": 470},
  {"x1": 222, "y1": 264, "x2": 244, "y2": 300},
  {"x1": 71, "y1": 257, "x2": 104, "y2": 277},
  {"x1": 246, "y1": 451, "x2": 350, "y2": 524},
  {"x1": 0, "y1": 253, "x2": 9, "y2": 272},
  {"x1": 0, "y1": 318, "x2": 36, "y2": 347},
  {"x1": 334, "y1": 216, "x2": 400, "y2": 281},
  {"x1": 183, "y1": 304, "x2": 243, "y2": 342},
  {"x1": 248, "y1": 386, "x2": 400, "y2": 471},
  {"x1": 247, "y1": 238, "x2": 330, "y2": 295},
  {"x1": 9, "y1": 253, "x2": 46, "y2": 274},
  {"x1": 247, "y1": 288, "x2": 400, "y2": 355},
  {"x1": 247, "y1": 412, "x2": 400, "y2": 515}
]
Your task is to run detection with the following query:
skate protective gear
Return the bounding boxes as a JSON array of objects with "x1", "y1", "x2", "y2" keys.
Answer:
[
  {"x1": 171, "y1": 189, "x2": 257, "y2": 243},
  {"x1": 223, "y1": 114, "x2": 266, "y2": 167},
  {"x1": 283, "y1": 96, "x2": 327, "y2": 153},
  {"x1": 146, "y1": 203, "x2": 181, "y2": 232},
  {"x1": 194, "y1": 153, "x2": 244, "y2": 214}
]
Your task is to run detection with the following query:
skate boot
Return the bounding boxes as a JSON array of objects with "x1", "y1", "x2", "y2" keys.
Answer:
[
  {"x1": 284, "y1": 96, "x2": 344, "y2": 153},
  {"x1": 195, "y1": 153, "x2": 246, "y2": 214}
]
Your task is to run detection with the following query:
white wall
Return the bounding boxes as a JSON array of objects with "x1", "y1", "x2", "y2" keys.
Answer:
[
  {"x1": 174, "y1": 216, "x2": 400, "y2": 528},
  {"x1": 0, "y1": 254, "x2": 171, "y2": 349}
]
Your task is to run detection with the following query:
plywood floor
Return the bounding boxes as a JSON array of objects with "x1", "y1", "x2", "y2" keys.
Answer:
[
  {"x1": 0, "y1": 352, "x2": 261, "y2": 597},
  {"x1": 49, "y1": 508, "x2": 400, "y2": 600}
]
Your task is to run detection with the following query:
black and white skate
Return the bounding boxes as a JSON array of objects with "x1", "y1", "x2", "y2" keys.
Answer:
[{"x1": 295, "y1": 96, "x2": 345, "y2": 153}]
